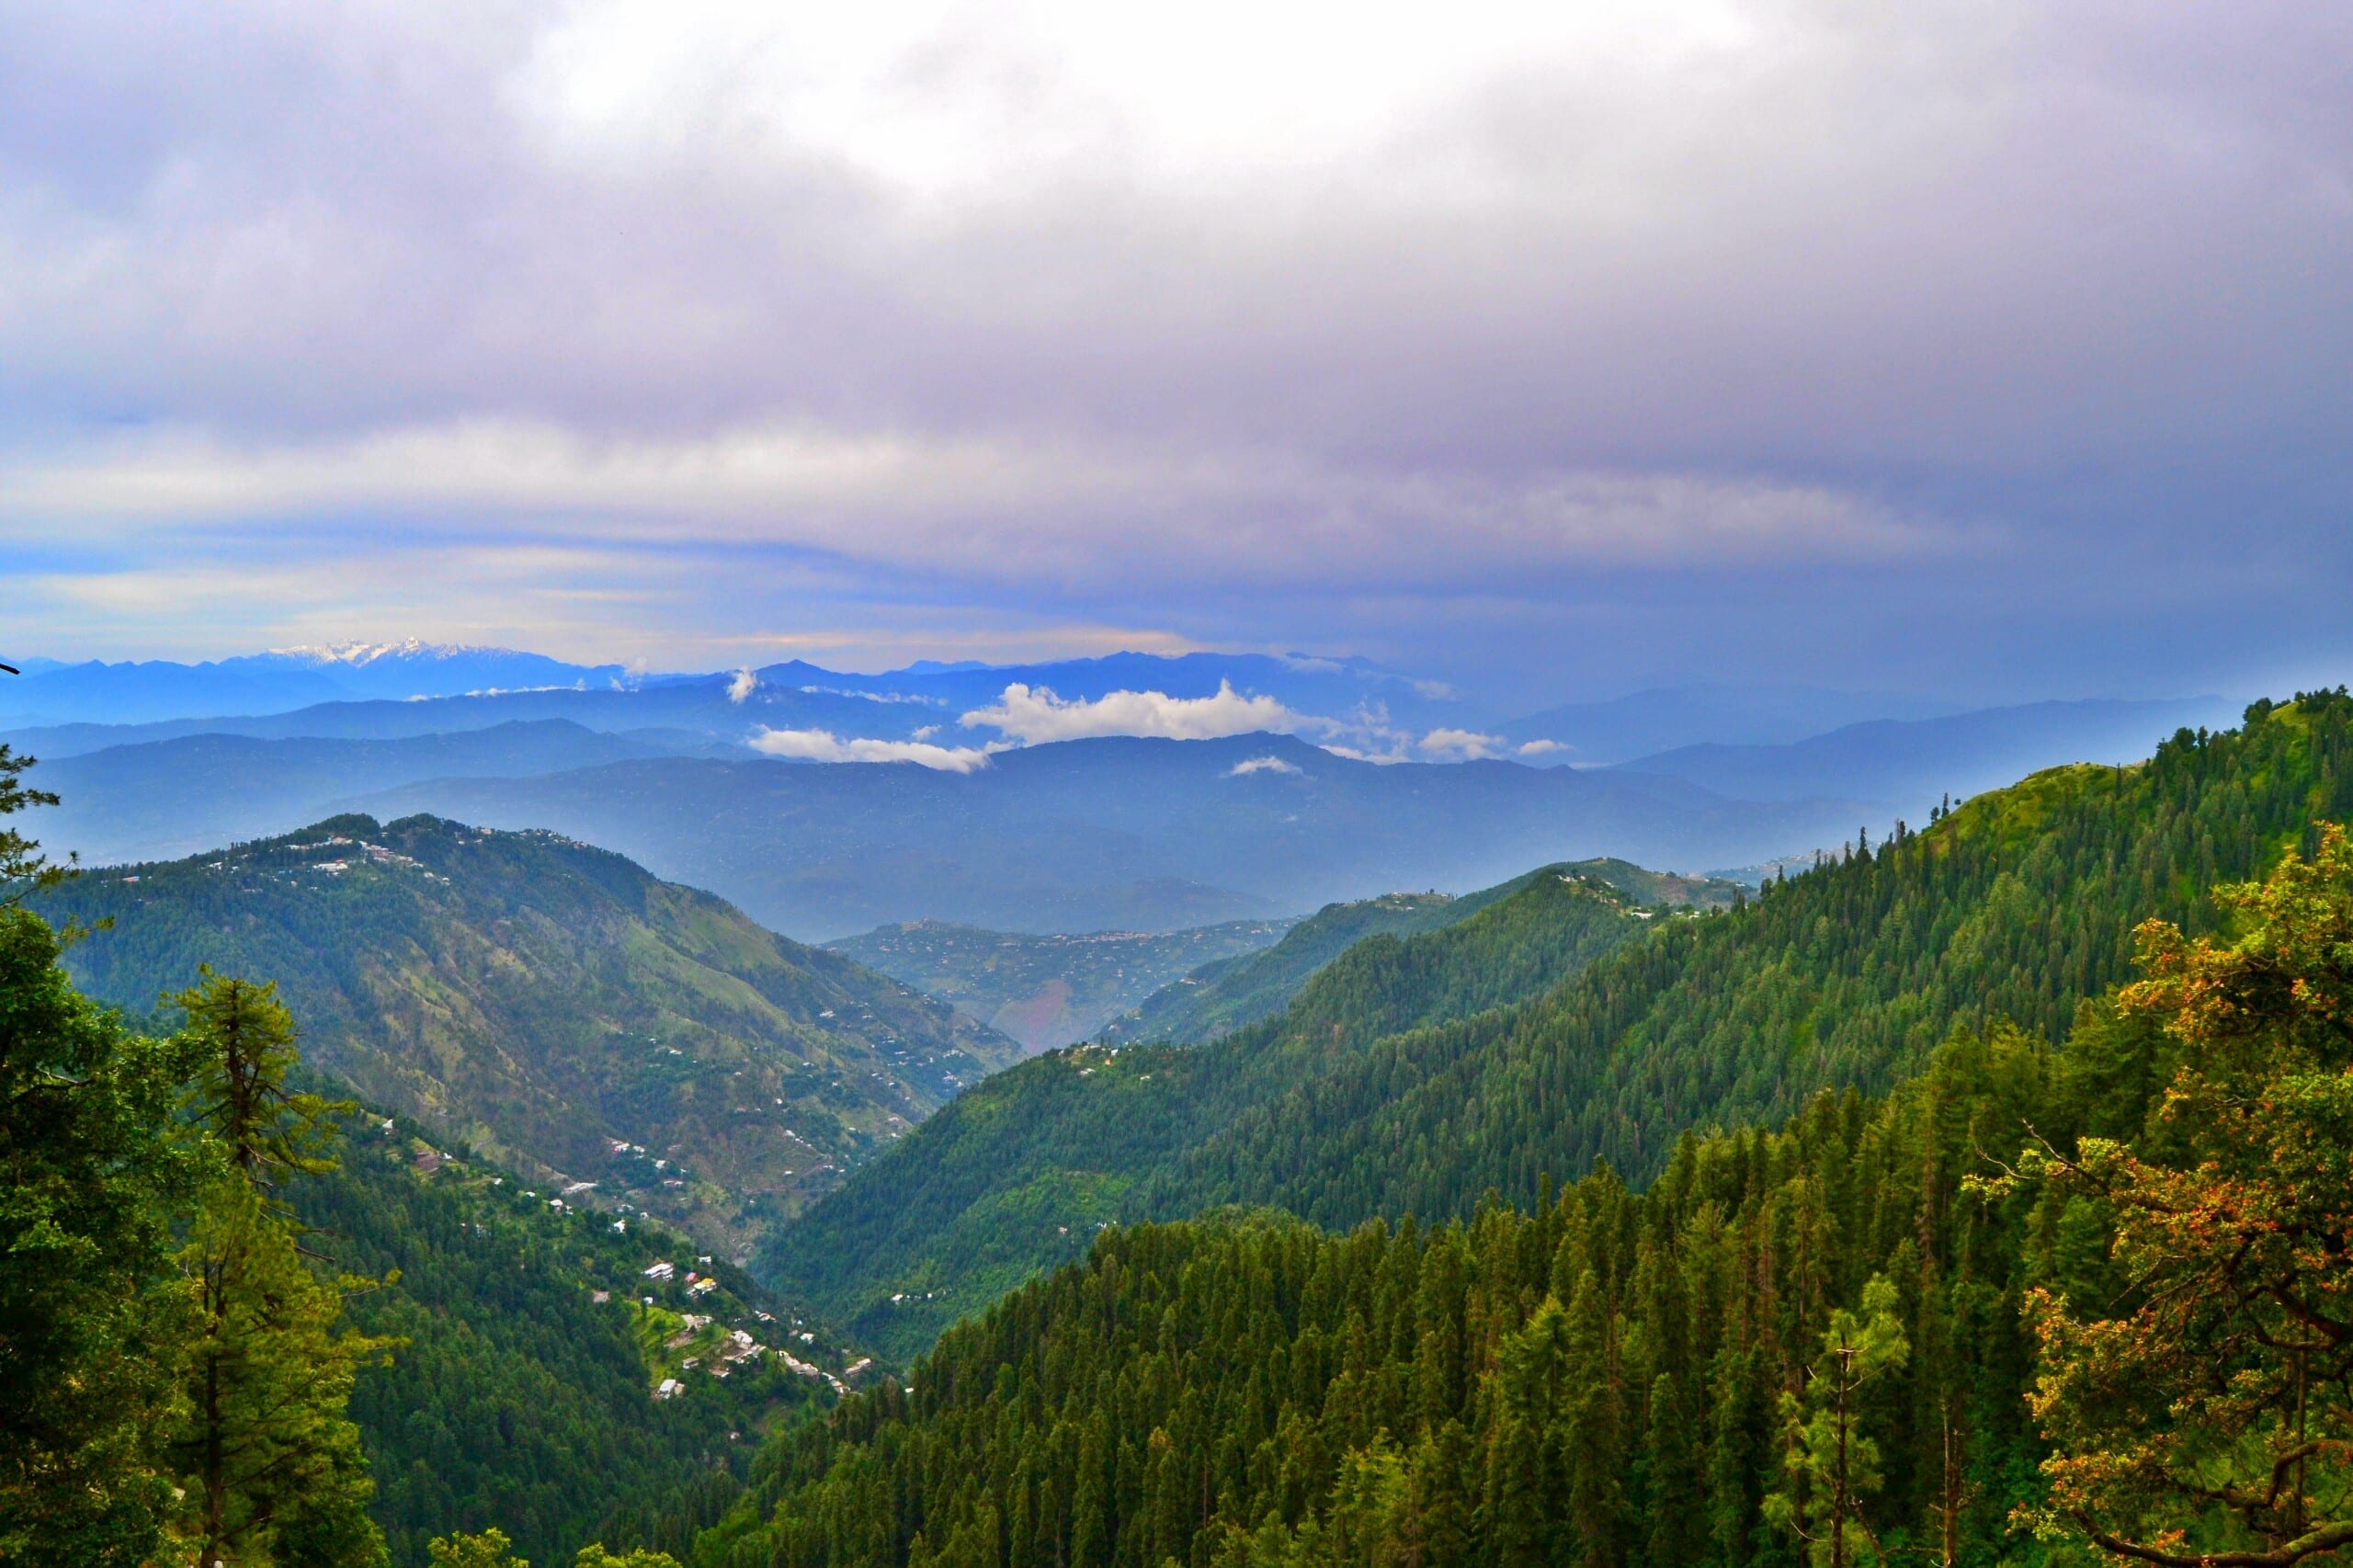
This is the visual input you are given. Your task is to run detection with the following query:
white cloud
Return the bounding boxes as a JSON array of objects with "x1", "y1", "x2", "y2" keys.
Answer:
[
  {"x1": 1318, "y1": 743, "x2": 1412, "y2": 765},
  {"x1": 1517, "y1": 738, "x2": 1567, "y2": 756},
  {"x1": 1228, "y1": 755, "x2": 1302, "y2": 777},
  {"x1": 1418, "y1": 727, "x2": 1506, "y2": 760},
  {"x1": 961, "y1": 680, "x2": 1302, "y2": 744},
  {"x1": 0, "y1": 1, "x2": 2337, "y2": 693},
  {"x1": 512, "y1": 0, "x2": 1830, "y2": 221},
  {"x1": 747, "y1": 725, "x2": 996, "y2": 771},
  {"x1": 795, "y1": 686, "x2": 949, "y2": 706},
  {"x1": 727, "y1": 667, "x2": 756, "y2": 701}
]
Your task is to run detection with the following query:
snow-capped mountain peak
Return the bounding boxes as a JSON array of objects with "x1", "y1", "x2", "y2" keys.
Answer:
[{"x1": 270, "y1": 639, "x2": 500, "y2": 667}]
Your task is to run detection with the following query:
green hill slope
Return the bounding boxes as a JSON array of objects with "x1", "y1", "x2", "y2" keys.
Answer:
[
  {"x1": 762, "y1": 694, "x2": 2353, "y2": 1365},
  {"x1": 1096, "y1": 892, "x2": 1466, "y2": 1046},
  {"x1": 39, "y1": 813, "x2": 1022, "y2": 1256},
  {"x1": 1100, "y1": 857, "x2": 1741, "y2": 1047},
  {"x1": 700, "y1": 1005, "x2": 2183, "y2": 1568},
  {"x1": 757, "y1": 867, "x2": 1656, "y2": 1357},
  {"x1": 294, "y1": 1107, "x2": 865, "y2": 1568},
  {"x1": 824, "y1": 917, "x2": 1292, "y2": 1052},
  {"x1": 1154, "y1": 697, "x2": 2349, "y2": 1230}
]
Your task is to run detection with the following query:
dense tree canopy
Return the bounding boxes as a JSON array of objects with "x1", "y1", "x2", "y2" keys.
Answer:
[
  {"x1": 0, "y1": 903, "x2": 194, "y2": 1565},
  {"x1": 765, "y1": 696, "x2": 2353, "y2": 1369},
  {"x1": 710, "y1": 1009, "x2": 2154, "y2": 1567},
  {"x1": 2018, "y1": 824, "x2": 2353, "y2": 1565}
]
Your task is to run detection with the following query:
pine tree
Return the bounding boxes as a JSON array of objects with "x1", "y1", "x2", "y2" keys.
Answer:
[
  {"x1": 573, "y1": 1548, "x2": 684, "y2": 1568},
  {"x1": 1764, "y1": 1277, "x2": 1908, "y2": 1568},
  {"x1": 0, "y1": 768, "x2": 191, "y2": 1566},
  {"x1": 167, "y1": 973, "x2": 399, "y2": 1568},
  {"x1": 1643, "y1": 1370, "x2": 1703, "y2": 1568},
  {"x1": 0, "y1": 744, "x2": 70, "y2": 903}
]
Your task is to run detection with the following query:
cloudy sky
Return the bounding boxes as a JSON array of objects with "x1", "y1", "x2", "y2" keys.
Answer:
[{"x1": 2, "y1": 1, "x2": 2347, "y2": 710}]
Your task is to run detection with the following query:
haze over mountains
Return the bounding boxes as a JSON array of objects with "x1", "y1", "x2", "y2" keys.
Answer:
[
  {"x1": 826, "y1": 918, "x2": 1296, "y2": 1052},
  {"x1": 349, "y1": 733, "x2": 1857, "y2": 939},
  {"x1": 1621, "y1": 695, "x2": 2245, "y2": 807},
  {"x1": 4, "y1": 642, "x2": 2240, "y2": 943}
]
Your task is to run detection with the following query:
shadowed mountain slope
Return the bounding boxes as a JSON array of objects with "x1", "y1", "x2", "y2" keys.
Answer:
[{"x1": 39, "y1": 813, "x2": 1021, "y2": 1256}]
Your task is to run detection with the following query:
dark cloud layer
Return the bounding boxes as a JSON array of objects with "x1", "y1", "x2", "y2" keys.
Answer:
[{"x1": 0, "y1": 0, "x2": 2347, "y2": 706}]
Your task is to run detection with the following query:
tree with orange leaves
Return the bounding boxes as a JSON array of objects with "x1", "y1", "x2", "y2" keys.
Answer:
[{"x1": 2019, "y1": 824, "x2": 2353, "y2": 1565}]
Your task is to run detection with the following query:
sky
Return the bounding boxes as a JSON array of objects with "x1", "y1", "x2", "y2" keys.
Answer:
[{"x1": 1, "y1": 1, "x2": 2348, "y2": 711}]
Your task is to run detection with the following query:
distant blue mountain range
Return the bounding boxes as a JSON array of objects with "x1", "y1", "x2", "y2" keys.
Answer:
[
  {"x1": 1614, "y1": 697, "x2": 2247, "y2": 815},
  {"x1": 0, "y1": 641, "x2": 631, "y2": 726},
  {"x1": 0, "y1": 645, "x2": 1468, "y2": 746},
  {"x1": 1, "y1": 641, "x2": 2254, "y2": 938},
  {"x1": 1496, "y1": 682, "x2": 1964, "y2": 765}
]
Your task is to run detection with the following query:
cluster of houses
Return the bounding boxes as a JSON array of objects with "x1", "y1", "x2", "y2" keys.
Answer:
[{"x1": 628, "y1": 1250, "x2": 895, "y2": 1402}]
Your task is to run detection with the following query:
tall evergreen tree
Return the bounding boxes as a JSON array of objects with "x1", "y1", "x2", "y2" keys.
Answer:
[
  {"x1": 1765, "y1": 1276, "x2": 1909, "y2": 1568},
  {"x1": 0, "y1": 756, "x2": 192, "y2": 1566},
  {"x1": 167, "y1": 973, "x2": 398, "y2": 1568}
]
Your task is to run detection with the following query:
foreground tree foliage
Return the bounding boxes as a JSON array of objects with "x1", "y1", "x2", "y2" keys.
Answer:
[
  {"x1": 0, "y1": 897, "x2": 194, "y2": 1563},
  {"x1": 2018, "y1": 826, "x2": 2353, "y2": 1565},
  {"x1": 424, "y1": 1528, "x2": 684, "y2": 1568},
  {"x1": 168, "y1": 973, "x2": 398, "y2": 1568},
  {"x1": 0, "y1": 767, "x2": 391, "y2": 1566},
  {"x1": 1766, "y1": 1277, "x2": 1910, "y2": 1568}
]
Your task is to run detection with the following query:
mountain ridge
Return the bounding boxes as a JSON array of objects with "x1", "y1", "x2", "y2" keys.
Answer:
[
  {"x1": 756, "y1": 694, "x2": 2351, "y2": 1362},
  {"x1": 37, "y1": 812, "x2": 1022, "y2": 1256},
  {"x1": 345, "y1": 732, "x2": 1862, "y2": 939},
  {"x1": 757, "y1": 863, "x2": 1660, "y2": 1356}
]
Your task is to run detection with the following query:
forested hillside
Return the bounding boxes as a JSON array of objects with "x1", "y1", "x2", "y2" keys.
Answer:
[
  {"x1": 1096, "y1": 892, "x2": 1477, "y2": 1049},
  {"x1": 293, "y1": 1108, "x2": 851, "y2": 1567},
  {"x1": 1102, "y1": 858, "x2": 1742, "y2": 1047},
  {"x1": 765, "y1": 695, "x2": 2353, "y2": 1364},
  {"x1": 1157, "y1": 697, "x2": 2353, "y2": 1229},
  {"x1": 706, "y1": 1013, "x2": 2144, "y2": 1567},
  {"x1": 761, "y1": 868, "x2": 1655, "y2": 1358},
  {"x1": 695, "y1": 776, "x2": 2353, "y2": 1568},
  {"x1": 826, "y1": 917, "x2": 1292, "y2": 1052},
  {"x1": 38, "y1": 813, "x2": 1020, "y2": 1253}
]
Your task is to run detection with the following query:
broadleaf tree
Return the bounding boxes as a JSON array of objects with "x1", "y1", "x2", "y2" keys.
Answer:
[{"x1": 2023, "y1": 824, "x2": 2353, "y2": 1565}]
